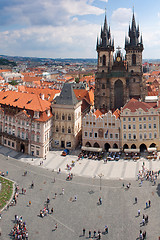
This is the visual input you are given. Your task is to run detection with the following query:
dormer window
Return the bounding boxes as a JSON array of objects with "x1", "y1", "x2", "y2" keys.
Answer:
[{"x1": 34, "y1": 111, "x2": 39, "y2": 118}]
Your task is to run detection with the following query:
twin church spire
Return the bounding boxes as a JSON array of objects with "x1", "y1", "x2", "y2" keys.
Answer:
[{"x1": 97, "y1": 10, "x2": 143, "y2": 51}]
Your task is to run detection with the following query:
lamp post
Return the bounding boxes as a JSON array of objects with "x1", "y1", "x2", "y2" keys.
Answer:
[{"x1": 98, "y1": 173, "x2": 104, "y2": 190}]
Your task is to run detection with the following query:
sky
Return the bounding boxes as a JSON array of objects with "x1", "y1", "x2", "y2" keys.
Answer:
[{"x1": 0, "y1": 0, "x2": 160, "y2": 59}]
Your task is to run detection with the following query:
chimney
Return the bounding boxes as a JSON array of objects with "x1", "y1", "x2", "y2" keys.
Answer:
[{"x1": 41, "y1": 94, "x2": 44, "y2": 100}]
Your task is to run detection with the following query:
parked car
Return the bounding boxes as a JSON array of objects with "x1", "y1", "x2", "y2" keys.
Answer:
[{"x1": 61, "y1": 149, "x2": 69, "y2": 156}]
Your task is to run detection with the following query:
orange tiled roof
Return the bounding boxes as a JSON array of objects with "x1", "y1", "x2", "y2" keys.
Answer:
[
  {"x1": 122, "y1": 98, "x2": 153, "y2": 112},
  {"x1": 0, "y1": 91, "x2": 51, "y2": 112},
  {"x1": 113, "y1": 109, "x2": 121, "y2": 119},
  {"x1": 94, "y1": 109, "x2": 102, "y2": 118}
]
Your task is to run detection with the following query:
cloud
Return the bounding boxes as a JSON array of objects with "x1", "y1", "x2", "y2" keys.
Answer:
[{"x1": 111, "y1": 8, "x2": 132, "y2": 28}]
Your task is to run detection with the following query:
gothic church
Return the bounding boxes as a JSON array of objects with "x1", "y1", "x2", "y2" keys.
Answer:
[{"x1": 94, "y1": 12, "x2": 146, "y2": 111}]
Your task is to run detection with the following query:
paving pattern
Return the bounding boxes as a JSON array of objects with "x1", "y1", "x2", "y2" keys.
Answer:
[{"x1": 0, "y1": 146, "x2": 159, "y2": 240}]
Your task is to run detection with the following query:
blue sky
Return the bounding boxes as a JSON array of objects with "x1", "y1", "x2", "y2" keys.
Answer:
[{"x1": 0, "y1": 0, "x2": 160, "y2": 58}]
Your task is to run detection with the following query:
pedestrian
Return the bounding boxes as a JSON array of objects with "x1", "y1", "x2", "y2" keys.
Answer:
[
  {"x1": 29, "y1": 200, "x2": 31, "y2": 206},
  {"x1": 53, "y1": 177, "x2": 55, "y2": 183},
  {"x1": 51, "y1": 207, "x2": 53, "y2": 214},
  {"x1": 143, "y1": 230, "x2": 146, "y2": 239},
  {"x1": 142, "y1": 218, "x2": 145, "y2": 226},
  {"x1": 55, "y1": 223, "x2": 58, "y2": 230},
  {"x1": 74, "y1": 195, "x2": 77, "y2": 201},
  {"x1": 98, "y1": 233, "x2": 101, "y2": 239},
  {"x1": 135, "y1": 197, "x2": 137, "y2": 204},
  {"x1": 122, "y1": 183, "x2": 124, "y2": 187},
  {"x1": 59, "y1": 168, "x2": 61, "y2": 174},
  {"x1": 6, "y1": 171, "x2": 8, "y2": 176},
  {"x1": 55, "y1": 193, "x2": 57, "y2": 199},
  {"x1": 148, "y1": 200, "x2": 151, "y2": 207},
  {"x1": 89, "y1": 230, "x2": 91, "y2": 238},
  {"x1": 146, "y1": 202, "x2": 148, "y2": 208},
  {"x1": 138, "y1": 209, "x2": 140, "y2": 216},
  {"x1": 105, "y1": 225, "x2": 108, "y2": 233},
  {"x1": 62, "y1": 188, "x2": 64, "y2": 195},
  {"x1": 93, "y1": 230, "x2": 96, "y2": 237},
  {"x1": 22, "y1": 188, "x2": 24, "y2": 194},
  {"x1": 83, "y1": 228, "x2": 85, "y2": 236},
  {"x1": 99, "y1": 197, "x2": 102, "y2": 205}
]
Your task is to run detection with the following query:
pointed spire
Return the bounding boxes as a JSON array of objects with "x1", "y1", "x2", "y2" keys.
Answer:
[{"x1": 140, "y1": 34, "x2": 143, "y2": 44}]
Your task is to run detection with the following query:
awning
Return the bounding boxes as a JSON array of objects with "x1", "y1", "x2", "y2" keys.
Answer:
[
  {"x1": 124, "y1": 149, "x2": 140, "y2": 153},
  {"x1": 147, "y1": 147, "x2": 157, "y2": 152},
  {"x1": 81, "y1": 146, "x2": 103, "y2": 152},
  {"x1": 109, "y1": 148, "x2": 120, "y2": 152}
]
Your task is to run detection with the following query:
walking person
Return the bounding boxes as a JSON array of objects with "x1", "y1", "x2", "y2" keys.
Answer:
[
  {"x1": 83, "y1": 228, "x2": 85, "y2": 236},
  {"x1": 135, "y1": 197, "x2": 137, "y2": 204},
  {"x1": 89, "y1": 230, "x2": 91, "y2": 238},
  {"x1": 55, "y1": 223, "x2": 58, "y2": 230},
  {"x1": 62, "y1": 188, "x2": 64, "y2": 195},
  {"x1": 93, "y1": 230, "x2": 96, "y2": 237},
  {"x1": 138, "y1": 209, "x2": 140, "y2": 216},
  {"x1": 148, "y1": 200, "x2": 151, "y2": 207}
]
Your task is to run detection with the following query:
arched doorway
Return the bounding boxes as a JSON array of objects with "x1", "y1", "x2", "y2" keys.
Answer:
[
  {"x1": 93, "y1": 142, "x2": 100, "y2": 148},
  {"x1": 85, "y1": 142, "x2": 91, "y2": 147},
  {"x1": 113, "y1": 143, "x2": 118, "y2": 149},
  {"x1": 114, "y1": 79, "x2": 124, "y2": 109},
  {"x1": 149, "y1": 143, "x2": 156, "y2": 148},
  {"x1": 131, "y1": 144, "x2": 136, "y2": 149},
  {"x1": 20, "y1": 143, "x2": 25, "y2": 153},
  {"x1": 104, "y1": 143, "x2": 111, "y2": 152},
  {"x1": 140, "y1": 144, "x2": 147, "y2": 152},
  {"x1": 123, "y1": 144, "x2": 129, "y2": 150}
]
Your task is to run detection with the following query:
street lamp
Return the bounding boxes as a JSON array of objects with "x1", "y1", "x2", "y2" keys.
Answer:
[{"x1": 98, "y1": 173, "x2": 104, "y2": 190}]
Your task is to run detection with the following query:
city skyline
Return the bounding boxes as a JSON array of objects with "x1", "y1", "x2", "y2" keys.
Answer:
[{"x1": 0, "y1": 0, "x2": 160, "y2": 59}]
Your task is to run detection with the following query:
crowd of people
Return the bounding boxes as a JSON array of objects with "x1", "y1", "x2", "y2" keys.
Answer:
[{"x1": 10, "y1": 215, "x2": 28, "y2": 239}]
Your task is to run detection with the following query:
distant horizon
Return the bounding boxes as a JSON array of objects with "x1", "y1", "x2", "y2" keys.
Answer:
[{"x1": 0, "y1": 1, "x2": 160, "y2": 59}]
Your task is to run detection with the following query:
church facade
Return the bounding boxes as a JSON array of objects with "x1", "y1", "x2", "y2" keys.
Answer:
[{"x1": 94, "y1": 12, "x2": 146, "y2": 111}]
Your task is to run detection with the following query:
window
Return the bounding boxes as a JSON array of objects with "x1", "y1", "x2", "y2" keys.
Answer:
[
  {"x1": 37, "y1": 135, "x2": 40, "y2": 143},
  {"x1": 66, "y1": 142, "x2": 71, "y2": 147},
  {"x1": 22, "y1": 121, "x2": 25, "y2": 126},
  {"x1": 62, "y1": 127, "x2": 64, "y2": 133},
  {"x1": 94, "y1": 133, "x2": 97, "y2": 138},
  {"x1": 18, "y1": 131, "x2": 20, "y2": 137},
  {"x1": 56, "y1": 126, "x2": 59, "y2": 132},
  {"x1": 149, "y1": 117, "x2": 151, "y2": 121},
  {"x1": 68, "y1": 127, "x2": 71, "y2": 133},
  {"x1": 133, "y1": 117, "x2": 135, "y2": 122},
  {"x1": 31, "y1": 134, "x2": 34, "y2": 141},
  {"x1": 13, "y1": 129, "x2": 15, "y2": 136},
  {"x1": 68, "y1": 115, "x2": 71, "y2": 121},
  {"x1": 115, "y1": 134, "x2": 119, "y2": 139},
  {"x1": 144, "y1": 124, "x2": 146, "y2": 129},
  {"x1": 56, "y1": 114, "x2": 59, "y2": 120},
  {"x1": 132, "y1": 54, "x2": 136, "y2": 65},
  {"x1": 129, "y1": 134, "x2": 131, "y2": 139},
  {"x1": 86, "y1": 122, "x2": 89, "y2": 125},
  {"x1": 154, "y1": 133, "x2": 157, "y2": 138},
  {"x1": 26, "y1": 121, "x2": 29, "y2": 127},
  {"x1": 154, "y1": 124, "x2": 156, "y2": 129},
  {"x1": 22, "y1": 132, "x2": 24, "y2": 139},
  {"x1": 12, "y1": 142, "x2": 14, "y2": 148},
  {"x1": 13, "y1": 118, "x2": 15, "y2": 123},
  {"x1": 149, "y1": 124, "x2": 151, "y2": 129},
  {"x1": 37, "y1": 123, "x2": 40, "y2": 129},
  {"x1": 123, "y1": 125, "x2": 126, "y2": 130},
  {"x1": 85, "y1": 132, "x2": 87, "y2": 137},
  {"x1": 89, "y1": 132, "x2": 92, "y2": 138},
  {"x1": 110, "y1": 134, "x2": 113, "y2": 139},
  {"x1": 123, "y1": 118, "x2": 126, "y2": 121},
  {"x1": 5, "y1": 116, "x2": 7, "y2": 121},
  {"x1": 8, "y1": 141, "x2": 10, "y2": 146},
  {"x1": 133, "y1": 125, "x2": 136, "y2": 130},
  {"x1": 139, "y1": 124, "x2": 142, "y2": 129},
  {"x1": 5, "y1": 126, "x2": 7, "y2": 133},
  {"x1": 128, "y1": 125, "x2": 131, "y2": 129},
  {"x1": 153, "y1": 116, "x2": 156, "y2": 120},
  {"x1": 36, "y1": 150, "x2": 39, "y2": 155},
  {"x1": 143, "y1": 117, "x2": 146, "y2": 121},
  {"x1": 9, "y1": 116, "x2": 11, "y2": 122},
  {"x1": 139, "y1": 117, "x2": 142, "y2": 121},
  {"x1": 26, "y1": 132, "x2": 28, "y2": 139},
  {"x1": 124, "y1": 134, "x2": 126, "y2": 139},
  {"x1": 4, "y1": 139, "x2": 6, "y2": 144},
  {"x1": 102, "y1": 84, "x2": 105, "y2": 89},
  {"x1": 144, "y1": 133, "x2": 146, "y2": 139},
  {"x1": 133, "y1": 134, "x2": 136, "y2": 139},
  {"x1": 32, "y1": 123, "x2": 35, "y2": 128},
  {"x1": 9, "y1": 127, "x2": 11, "y2": 134},
  {"x1": 149, "y1": 133, "x2": 152, "y2": 139},
  {"x1": 102, "y1": 55, "x2": 106, "y2": 66},
  {"x1": 128, "y1": 117, "x2": 131, "y2": 122},
  {"x1": 18, "y1": 119, "x2": 20, "y2": 124},
  {"x1": 62, "y1": 114, "x2": 65, "y2": 120},
  {"x1": 139, "y1": 134, "x2": 142, "y2": 139}
]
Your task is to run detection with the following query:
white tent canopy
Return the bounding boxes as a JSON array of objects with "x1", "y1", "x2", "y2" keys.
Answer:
[
  {"x1": 81, "y1": 146, "x2": 103, "y2": 152},
  {"x1": 109, "y1": 148, "x2": 120, "y2": 152},
  {"x1": 147, "y1": 147, "x2": 157, "y2": 152},
  {"x1": 124, "y1": 149, "x2": 140, "y2": 153}
]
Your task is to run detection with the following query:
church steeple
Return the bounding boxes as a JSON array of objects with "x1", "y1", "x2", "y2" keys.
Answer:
[
  {"x1": 125, "y1": 12, "x2": 143, "y2": 50},
  {"x1": 96, "y1": 11, "x2": 114, "y2": 51}
]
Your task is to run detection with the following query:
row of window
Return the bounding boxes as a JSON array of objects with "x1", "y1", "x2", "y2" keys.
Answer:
[
  {"x1": 54, "y1": 140, "x2": 71, "y2": 147},
  {"x1": 3, "y1": 117, "x2": 41, "y2": 129},
  {"x1": 123, "y1": 116, "x2": 156, "y2": 121},
  {"x1": 123, "y1": 123, "x2": 157, "y2": 130},
  {"x1": 56, "y1": 114, "x2": 72, "y2": 121},
  {"x1": 56, "y1": 126, "x2": 71, "y2": 134},
  {"x1": 84, "y1": 131, "x2": 119, "y2": 139},
  {"x1": 85, "y1": 122, "x2": 116, "y2": 126},
  {"x1": 124, "y1": 132, "x2": 157, "y2": 140},
  {"x1": 4, "y1": 139, "x2": 15, "y2": 148}
]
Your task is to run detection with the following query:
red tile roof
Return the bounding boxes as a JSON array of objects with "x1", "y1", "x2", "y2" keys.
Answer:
[{"x1": 122, "y1": 98, "x2": 152, "y2": 112}]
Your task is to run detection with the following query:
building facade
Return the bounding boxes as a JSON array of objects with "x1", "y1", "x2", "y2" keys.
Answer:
[
  {"x1": 82, "y1": 109, "x2": 120, "y2": 151},
  {"x1": 0, "y1": 91, "x2": 52, "y2": 158},
  {"x1": 94, "y1": 12, "x2": 146, "y2": 111},
  {"x1": 120, "y1": 98, "x2": 160, "y2": 151},
  {"x1": 52, "y1": 83, "x2": 82, "y2": 149}
]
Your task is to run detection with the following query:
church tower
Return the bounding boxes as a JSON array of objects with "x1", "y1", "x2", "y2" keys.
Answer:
[
  {"x1": 94, "y1": 12, "x2": 114, "y2": 110},
  {"x1": 125, "y1": 12, "x2": 145, "y2": 100}
]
